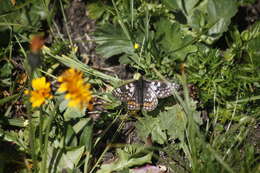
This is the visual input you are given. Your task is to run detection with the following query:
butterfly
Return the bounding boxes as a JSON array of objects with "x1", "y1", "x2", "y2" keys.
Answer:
[{"x1": 112, "y1": 78, "x2": 179, "y2": 111}]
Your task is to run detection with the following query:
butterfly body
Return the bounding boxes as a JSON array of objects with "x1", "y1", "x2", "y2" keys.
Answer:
[{"x1": 112, "y1": 78, "x2": 179, "y2": 111}]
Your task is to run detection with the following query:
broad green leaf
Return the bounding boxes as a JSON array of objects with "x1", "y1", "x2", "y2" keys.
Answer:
[
  {"x1": 207, "y1": 0, "x2": 237, "y2": 36},
  {"x1": 65, "y1": 146, "x2": 85, "y2": 167},
  {"x1": 151, "y1": 125, "x2": 167, "y2": 145},
  {"x1": 155, "y1": 18, "x2": 197, "y2": 60},
  {"x1": 119, "y1": 54, "x2": 133, "y2": 65},
  {"x1": 87, "y1": 2, "x2": 109, "y2": 19},
  {"x1": 136, "y1": 116, "x2": 156, "y2": 142},
  {"x1": 188, "y1": 9, "x2": 206, "y2": 31},
  {"x1": 59, "y1": 99, "x2": 69, "y2": 112},
  {"x1": 64, "y1": 125, "x2": 78, "y2": 147},
  {"x1": 159, "y1": 105, "x2": 187, "y2": 141},
  {"x1": 46, "y1": 146, "x2": 84, "y2": 171},
  {"x1": 136, "y1": 116, "x2": 167, "y2": 144},
  {"x1": 73, "y1": 118, "x2": 91, "y2": 134},
  {"x1": 162, "y1": 0, "x2": 180, "y2": 10},
  {"x1": 79, "y1": 121, "x2": 93, "y2": 151},
  {"x1": 164, "y1": 0, "x2": 238, "y2": 43},
  {"x1": 0, "y1": 0, "x2": 48, "y2": 33},
  {"x1": 0, "y1": 118, "x2": 28, "y2": 127},
  {"x1": 56, "y1": 168, "x2": 82, "y2": 173},
  {"x1": 187, "y1": 0, "x2": 200, "y2": 11},
  {"x1": 97, "y1": 148, "x2": 152, "y2": 173},
  {"x1": 63, "y1": 107, "x2": 85, "y2": 121},
  {"x1": 182, "y1": 0, "x2": 201, "y2": 13},
  {"x1": 0, "y1": 62, "x2": 13, "y2": 78},
  {"x1": 95, "y1": 24, "x2": 134, "y2": 58}
]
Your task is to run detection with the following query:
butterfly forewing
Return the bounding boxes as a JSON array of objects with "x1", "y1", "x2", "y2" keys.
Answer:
[
  {"x1": 112, "y1": 82, "x2": 136, "y2": 102},
  {"x1": 112, "y1": 78, "x2": 179, "y2": 111},
  {"x1": 150, "y1": 81, "x2": 179, "y2": 98}
]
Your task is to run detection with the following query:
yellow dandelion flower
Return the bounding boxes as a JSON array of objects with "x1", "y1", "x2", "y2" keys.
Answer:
[
  {"x1": 58, "y1": 68, "x2": 93, "y2": 109},
  {"x1": 25, "y1": 77, "x2": 52, "y2": 107},
  {"x1": 134, "y1": 43, "x2": 140, "y2": 49},
  {"x1": 57, "y1": 68, "x2": 83, "y2": 92}
]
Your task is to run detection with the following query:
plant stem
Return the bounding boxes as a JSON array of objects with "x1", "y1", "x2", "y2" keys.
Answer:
[{"x1": 41, "y1": 107, "x2": 56, "y2": 173}]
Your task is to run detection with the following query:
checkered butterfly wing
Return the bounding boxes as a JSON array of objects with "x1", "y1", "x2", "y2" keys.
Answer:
[
  {"x1": 113, "y1": 79, "x2": 180, "y2": 111},
  {"x1": 142, "y1": 83, "x2": 158, "y2": 111},
  {"x1": 142, "y1": 80, "x2": 179, "y2": 111},
  {"x1": 149, "y1": 81, "x2": 179, "y2": 98},
  {"x1": 112, "y1": 82, "x2": 141, "y2": 110}
]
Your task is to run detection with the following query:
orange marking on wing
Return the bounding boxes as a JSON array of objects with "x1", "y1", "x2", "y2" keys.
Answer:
[
  {"x1": 143, "y1": 102, "x2": 154, "y2": 107},
  {"x1": 127, "y1": 101, "x2": 136, "y2": 105}
]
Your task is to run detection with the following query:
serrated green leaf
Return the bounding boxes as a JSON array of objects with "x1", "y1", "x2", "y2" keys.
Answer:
[
  {"x1": 97, "y1": 148, "x2": 152, "y2": 173},
  {"x1": 155, "y1": 18, "x2": 197, "y2": 60},
  {"x1": 136, "y1": 116, "x2": 167, "y2": 144},
  {"x1": 159, "y1": 105, "x2": 187, "y2": 141},
  {"x1": 151, "y1": 125, "x2": 167, "y2": 145},
  {"x1": 136, "y1": 116, "x2": 156, "y2": 142},
  {"x1": 0, "y1": 0, "x2": 48, "y2": 33},
  {"x1": 0, "y1": 129, "x2": 28, "y2": 151}
]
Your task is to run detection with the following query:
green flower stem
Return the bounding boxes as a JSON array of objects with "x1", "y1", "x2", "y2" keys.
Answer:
[
  {"x1": 89, "y1": 145, "x2": 110, "y2": 173},
  {"x1": 84, "y1": 151, "x2": 91, "y2": 173},
  {"x1": 41, "y1": 105, "x2": 57, "y2": 173},
  {"x1": 39, "y1": 108, "x2": 44, "y2": 150},
  {"x1": 111, "y1": 0, "x2": 131, "y2": 41},
  {"x1": 230, "y1": 95, "x2": 260, "y2": 103},
  {"x1": 25, "y1": 68, "x2": 37, "y2": 172},
  {"x1": 28, "y1": 106, "x2": 36, "y2": 173}
]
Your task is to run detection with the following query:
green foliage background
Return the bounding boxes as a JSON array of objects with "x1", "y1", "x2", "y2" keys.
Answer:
[{"x1": 0, "y1": 0, "x2": 259, "y2": 172}]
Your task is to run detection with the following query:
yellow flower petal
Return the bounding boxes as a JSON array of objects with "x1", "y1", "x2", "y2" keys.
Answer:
[
  {"x1": 24, "y1": 90, "x2": 30, "y2": 95},
  {"x1": 134, "y1": 43, "x2": 139, "y2": 49},
  {"x1": 57, "y1": 68, "x2": 93, "y2": 109},
  {"x1": 26, "y1": 77, "x2": 52, "y2": 107},
  {"x1": 32, "y1": 77, "x2": 46, "y2": 90}
]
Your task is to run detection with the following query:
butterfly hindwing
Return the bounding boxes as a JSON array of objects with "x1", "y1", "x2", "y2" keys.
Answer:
[
  {"x1": 112, "y1": 78, "x2": 179, "y2": 111},
  {"x1": 143, "y1": 84, "x2": 158, "y2": 111},
  {"x1": 112, "y1": 82, "x2": 141, "y2": 110},
  {"x1": 127, "y1": 98, "x2": 141, "y2": 110}
]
